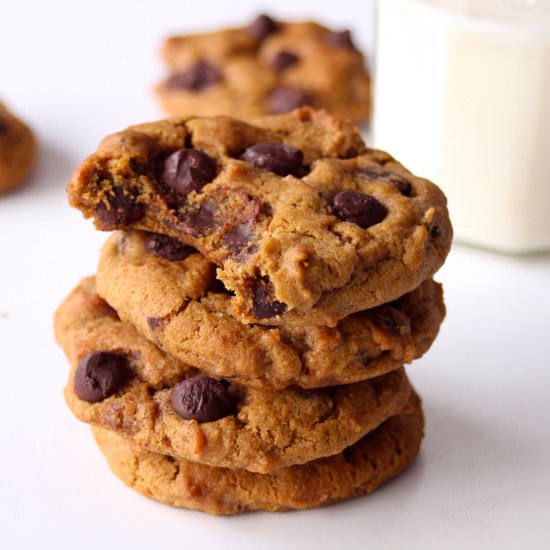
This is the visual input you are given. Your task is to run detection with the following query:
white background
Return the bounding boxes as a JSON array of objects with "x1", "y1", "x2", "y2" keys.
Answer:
[{"x1": 1, "y1": 1, "x2": 549, "y2": 549}]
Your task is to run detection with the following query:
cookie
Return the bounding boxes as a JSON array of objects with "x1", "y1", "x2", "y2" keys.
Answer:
[
  {"x1": 0, "y1": 102, "x2": 36, "y2": 194},
  {"x1": 96, "y1": 230, "x2": 445, "y2": 390},
  {"x1": 157, "y1": 15, "x2": 371, "y2": 124},
  {"x1": 67, "y1": 108, "x2": 452, "y2": 327},
  {"x1": 92, "y1": 392, "x2": 424, "y2": 515},
  {"x1": 55, "y1": 277, "x2": 414, "y2": 473}
]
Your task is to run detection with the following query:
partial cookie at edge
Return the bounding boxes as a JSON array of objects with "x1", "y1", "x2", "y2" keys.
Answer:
[{"x1": 0, "y1": 102, "x2": 36, "y2": 194}]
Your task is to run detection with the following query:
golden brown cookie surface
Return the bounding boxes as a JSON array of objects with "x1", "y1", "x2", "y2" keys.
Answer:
[
  {"x1": 92, "y1": 392, "x2": 424, "y2": 515},
  {"x1": 96, "y1": 230, "x2": 445, "y2": 389},
  {"x1": 0, "y1": 102, "x2": 36, "y2": 194},
  {"x1": 157, "y1": 16, "x2": 371, "y2": 123},
  {"x1": 56, "y1": 277, "x2": 413, "y2": 473},
  {"x1": 67, "y1": 108, "x2": 452, "y2": 327}
]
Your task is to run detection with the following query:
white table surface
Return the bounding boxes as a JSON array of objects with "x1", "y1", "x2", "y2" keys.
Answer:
[{"x1": 1, "y1": 1, "x2": 549, "y2": 549}]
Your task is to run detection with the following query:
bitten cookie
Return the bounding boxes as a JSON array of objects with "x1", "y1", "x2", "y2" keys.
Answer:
[
  {"x1": 55, "y1": 277, "x2": 413, "y2": 473},
  {"x1": 67, "y1": 108, "x2": 452, "y2": 327},
  {"x1": 157, "y1": 15, "x2": 371, "y2": 123},
  {"x1": 92, "y1": 392, "x2": 424, "y2": 515},
  {"x1": 97, "y1": 230, "x2": 445, "y2": 390},
  {"x1": 0, "y1": 102, "x2": 36, "y2": 194}
]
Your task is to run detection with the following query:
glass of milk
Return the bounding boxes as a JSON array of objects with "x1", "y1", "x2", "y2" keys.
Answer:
[{"x1": 373, "y1": 0, "x2": 550, "y2": 253}]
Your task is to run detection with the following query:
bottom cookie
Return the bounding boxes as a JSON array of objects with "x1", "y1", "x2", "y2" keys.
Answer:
[{"x1": 93, "y1": 392, "x2": 424, "y2": 515}]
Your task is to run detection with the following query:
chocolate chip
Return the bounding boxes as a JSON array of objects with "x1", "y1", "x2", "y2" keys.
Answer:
[
  {"x1": 381, "y1": 173, "x2": 412, "y2": 196},
  {"x1": 357, "y1": 168, "x2": 412, "y2": 197},
  {"x1": 223, "y1": 224, "x2": 250, "y2": 253},
  {"x1": 326, "y1": 30, "x2": 356, "y2": 50},
  {"x1": 269, "y1": 86, "x2": 314, "y2": 114},
  {"x1": 241, "y1": 142, "x2": 303, "y2": 176},
  {"x1": 0, "y1": 117, "x2": 9, "y2": 134},
  {"x1": 224, "y1": 224, "x2": 253, "y2": 254},
  {"x1": 388, "y1": 176, "x2": 412, "y2": 197},
  {"x1": 96, "y1": 188, "x2": 144, "y2": 228},
  {"x1": 162, "y1": 149, "x2": 217, "y2": 197},
  {"x1": 171, "y1": 376, "x2": 237, "y2": 422},
  {"x1": 251, "y1": 278, "x2": 287, "y2": 319},
  {"x1": 430, "y1": 225, "x2": 441, "y2": 238},
  {"x1": 331, "y1": 190, "x2": 387, "y2": 229},
  {"x1": 178, "y1": 204, "x2": 216, "y2": 236},
  {"x1": 147, "y1": 316, "x2": 165, "y2": 331},
  {"x1": 271, "y1": 51, "x2": 299, "y2": 72},
  {"x1": 247, "y1": 14, "x2": 279, "y2": 41},
  {"x1": 221, "y1": 193, "x2": 259, "y2": 254},
  {"x1": 74, "y1": 352, "x2": 128, "y2": 403},
  {"x1": 143, "y1": 232, "x2": 195, "y2": 261},
  {"x1": 164, "y1": 60, "x2": 222, "y2": 92}
]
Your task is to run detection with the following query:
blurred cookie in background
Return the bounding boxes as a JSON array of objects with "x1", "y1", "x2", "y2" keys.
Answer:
[
  {"x1": 156, "y1": 14, "x2": 371, "y2": 124},
  {"x1": 0, "y1": 102, "x2": 36, "y2": 194}
]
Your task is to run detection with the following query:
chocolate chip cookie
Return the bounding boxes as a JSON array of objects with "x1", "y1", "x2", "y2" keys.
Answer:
[
  {"x1": 92, "y1": 392, "x2": 424, "y2": 515},
  {"x1": 157, "y1": 15, "x2": 371, "y2": 123},
  {"x1": 67, "y1": 108, "x2": 452, "y2": 327},
  {"x1": 55, "y1": 277, "x2": 413, "y2": 473},
  {"x1": 0, "y1": 102, "x2": 36, "y2": 194},
  {"x1": 96, "y1": 230, "x2": 445, "y2": 390}
]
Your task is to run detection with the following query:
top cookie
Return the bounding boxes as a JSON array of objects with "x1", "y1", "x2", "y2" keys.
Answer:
[
  {"x1": 0, "y1": 102, "x2": 36, "y2": 194},
  {"x1": 157, "y1": 15, "x2": 371, "y2": 123},
  {"x1": 67, "y1": 108, "x2": 452, "y2": 327}
]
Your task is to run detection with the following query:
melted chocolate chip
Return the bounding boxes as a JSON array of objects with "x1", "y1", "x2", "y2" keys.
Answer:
[
  {"x1": 247, "y1": 14, "x2": 279, "y2": 41},
  {"x1": 74, "y1": 352, "x2": 128, "y2": 403},
  {"x1": 251, "y1": 278, "x2": 287, "y2": 319},
  {"x1": 222, "y1": 194, "x2": 260, "y2": 255},
  {"x1": 357, "y1": 168, "x2": 412, "y2": 197},
  {"x1": 178, "y1": 204, "x2": 216, "y2": 236},
  {"x1": 96, "y1": 188, "x2": 144, "y2": 229},
  {"x1": 171, "y1": 376, "x2": 237, "y2": 422},
  {"x1": 326, "y1": 30, "x2": 356, "y2": 50},
  {"x1": 143, "y1": 232, "x2": 195, "y2": 261},
  {"x1": 164, "y1": 60, "x2": 222, "y2": 92},
  {"x1": 162, "y1": 149, "x2": 217, "y2": 197},
  {"x1": 269, "y1": 86, "x2": 314, "y2": 114},
  {"x1": 241, "y1": 142, "x2": 303, "y2": 176},
  {"x1": 271, "y1": 51, "x2": 299, "y2": 72},
  {"x1": 224, "y1": 224, "x2": 253, "y2": 254},
  {"x1": 331, "y1": 190, "x2": 388, "y2": 229}
]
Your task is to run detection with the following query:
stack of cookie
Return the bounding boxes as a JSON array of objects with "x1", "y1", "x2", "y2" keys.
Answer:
[{"x1": 55, "y1": 108, "x2": 452, "y2": 515}]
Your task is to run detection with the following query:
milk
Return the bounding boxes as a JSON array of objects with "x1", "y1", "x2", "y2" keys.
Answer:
[{"x1": 373, "y1": 0, "x2": 550, "y2": 253}]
